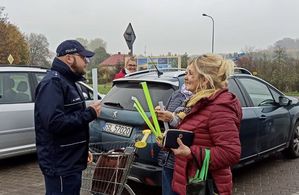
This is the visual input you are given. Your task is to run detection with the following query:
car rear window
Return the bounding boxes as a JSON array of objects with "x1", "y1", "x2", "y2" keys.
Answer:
[
  {"x1": 102, "y1": 82, "x2": 175, "y2": 111},
  {"x1": 0, "y1": 72, "x2": 32, "y2": 104}
]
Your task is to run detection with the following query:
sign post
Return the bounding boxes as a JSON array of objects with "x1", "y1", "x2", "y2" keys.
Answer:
[
  {"x1": 123, "y1": 23, "x2": 136, "y2": 56},
  {"x1": 92, "y1": 68, "x2": 98, "y2": 101}
]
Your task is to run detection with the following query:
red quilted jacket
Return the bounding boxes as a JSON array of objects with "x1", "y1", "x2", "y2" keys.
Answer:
[
  {"x1": 172, "y1": 89, "x2": 242, "y2": 195},
  {"x1": 114, "y1": 68, "x2": 126, "y2": 79}
]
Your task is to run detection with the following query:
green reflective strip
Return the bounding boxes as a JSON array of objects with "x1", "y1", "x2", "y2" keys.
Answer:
[
  {"x1": 133, "y1": 103, "x2": 157, "y2": 136},
  {"x1": 141, "y1": 82, "x2": 161, "y2": 136},
  {"x1": 132, "y1": 97, "x2": 158, "y2": 136}
]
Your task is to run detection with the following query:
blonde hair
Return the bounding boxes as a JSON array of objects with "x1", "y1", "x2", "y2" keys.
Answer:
[
  {"x1": 189, "y1": 53, "x2": 235, "y2": 91},
  {"x1": 125, "y1": 56, "x2": 136, "y2": 66}
]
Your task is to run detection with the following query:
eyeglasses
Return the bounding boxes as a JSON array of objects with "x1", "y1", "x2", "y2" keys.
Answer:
[{"x1": 72, "y1": 54, "x2": 90, "y2": 63}]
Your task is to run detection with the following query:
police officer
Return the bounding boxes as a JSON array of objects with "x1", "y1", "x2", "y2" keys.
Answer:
[{"x1": 34, "y1": 40, "x2": 101, "y2": 195}]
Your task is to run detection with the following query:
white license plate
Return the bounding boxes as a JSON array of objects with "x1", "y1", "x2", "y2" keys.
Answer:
[{"x1": 103, "y1": 122, "x2": 133, "y2": 137}]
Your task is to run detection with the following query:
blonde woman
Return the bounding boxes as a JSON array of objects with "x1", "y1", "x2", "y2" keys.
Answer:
[
  {"x1": 114, "y1": 56, "x2": 137, "y2": 79},
  {"x1": 170, "y1": 54, "x2": 242, "y2": 195}
]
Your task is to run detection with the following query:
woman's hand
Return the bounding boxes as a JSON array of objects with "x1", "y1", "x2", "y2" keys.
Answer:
[
  {"x1": 171, "y1": 137, "x2": 191, "y2": 157},
  {"x1": 156, "y1": 135, "x2": 163, "y2": 148},
  {"x1": 155, "y1": 106, "x2": 173, "y2": 122}
]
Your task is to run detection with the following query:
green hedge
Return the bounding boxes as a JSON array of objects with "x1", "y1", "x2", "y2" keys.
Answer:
[{"x1": 98, "y1": 83, "x2": 112, "y2": 94}]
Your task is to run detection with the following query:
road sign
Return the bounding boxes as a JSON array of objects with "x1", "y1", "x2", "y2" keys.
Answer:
[
  {"x1": 123, "y1": 23, "x2": 136, "y2": 54},
  {"x1": 7, "y1": 54, "x2": 14, "y2": 64}
]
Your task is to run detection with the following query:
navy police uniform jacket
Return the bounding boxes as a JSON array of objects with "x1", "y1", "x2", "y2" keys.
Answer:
[{"x1": 34, "y1": 58, "x2": 97, "y2": 176}]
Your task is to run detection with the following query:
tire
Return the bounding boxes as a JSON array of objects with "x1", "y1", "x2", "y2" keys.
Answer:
[{"x1": 284, "y1": 121, "x2": 299, "y2": 158}]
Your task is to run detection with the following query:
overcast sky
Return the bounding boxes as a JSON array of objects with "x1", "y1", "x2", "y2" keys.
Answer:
[{"x1": 2, "y1": 0, "x2": 298, "y2": 56}]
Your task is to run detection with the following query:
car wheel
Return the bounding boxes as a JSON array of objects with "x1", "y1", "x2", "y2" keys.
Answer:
[{"x1": 284, "y1": 121, "x2": 299, "y2": 158}]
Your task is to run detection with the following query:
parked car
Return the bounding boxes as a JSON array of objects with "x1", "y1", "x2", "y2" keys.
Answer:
[
  {"x1": 0, "y1": 65, "x2": 101, "y2": 159},
  {"x1": 89, "y1": 68, "x2": 299, "y2": 186}
]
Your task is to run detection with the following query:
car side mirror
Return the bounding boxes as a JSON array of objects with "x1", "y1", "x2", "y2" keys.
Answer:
[{"x1": 279, "y1": 96, "x2": 291, "y2": 106}]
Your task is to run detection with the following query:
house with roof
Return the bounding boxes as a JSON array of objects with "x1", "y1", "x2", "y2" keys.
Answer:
[
  {"x1": 99, "y1": 52, "x2": 125, "y2": 71},
  {"x1": 98, "y1": 52, "x2": 127, "y2": 83}
]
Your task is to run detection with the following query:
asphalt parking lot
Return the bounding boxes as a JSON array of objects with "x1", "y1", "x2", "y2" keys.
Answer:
[{"x1": 0, "y1": 153, "x2": 299, "y2": 195}]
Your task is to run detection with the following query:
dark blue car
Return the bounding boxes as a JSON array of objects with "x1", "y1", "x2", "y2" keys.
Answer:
[{"x1": 89, "y1": 69, "x2": 299, "y2": 186}]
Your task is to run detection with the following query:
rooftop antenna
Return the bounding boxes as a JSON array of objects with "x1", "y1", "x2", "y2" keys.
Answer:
[{"x1": 147, "y1": 56, "x2": 163, "y2": 77}]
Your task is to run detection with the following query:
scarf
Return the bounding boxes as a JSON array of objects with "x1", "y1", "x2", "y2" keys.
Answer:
[{"x1": 177, "y1": 89, "x2": 218, "y2": 120}]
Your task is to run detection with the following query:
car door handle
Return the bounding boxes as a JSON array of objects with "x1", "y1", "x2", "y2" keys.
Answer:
[{"x1": 259, "y1": 115, "x2": 267, "y2": 120}]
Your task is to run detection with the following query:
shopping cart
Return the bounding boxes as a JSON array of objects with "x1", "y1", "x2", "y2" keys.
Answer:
[{"x1": 81, "y1": 141, "x2": 137, "y2": 195}]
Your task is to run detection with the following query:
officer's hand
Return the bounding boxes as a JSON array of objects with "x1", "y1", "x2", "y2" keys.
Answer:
[
  {"x1": 89, "y1": 100, "x2": 101, "y2": 117},
  {"x1": 87, "y1": 151, "x2": 93, "y2": 164}
]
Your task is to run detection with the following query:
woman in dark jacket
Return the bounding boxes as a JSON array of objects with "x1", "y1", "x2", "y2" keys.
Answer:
[
  {"x1": 170, "y1": 54, "x2": 242, "y2": 195},
  {"x1": 156, "y1": 84, "x2": 192, "y2": 195}
]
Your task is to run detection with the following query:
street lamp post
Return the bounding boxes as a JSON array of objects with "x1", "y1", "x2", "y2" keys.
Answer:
[{"x1": 202, "y1": 13, "x2": 215, "y2": 53}]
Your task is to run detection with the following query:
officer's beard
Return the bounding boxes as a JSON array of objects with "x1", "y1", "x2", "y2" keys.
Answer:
[{"x1": 70, "y1": 57, "x2": 86, "y2": 76}]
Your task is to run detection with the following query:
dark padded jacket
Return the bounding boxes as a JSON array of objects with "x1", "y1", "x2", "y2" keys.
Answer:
[
  {"x1": 34, "y1": 58, "x2": 97, "y2": 176},
  {"x1": 158, "y1": 89, "x2": 189, "y2": 169},
  {"x1": 172, "y1": 89, "x2": 242, "y2": 195}
]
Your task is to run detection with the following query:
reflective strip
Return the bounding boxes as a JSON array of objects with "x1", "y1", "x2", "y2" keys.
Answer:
[
  {"x1": 60, "y1": 140, "x2": 87, "y2": 147},
  {"x1": 60, "y1": 176, "x2": 63, "y2": 192},
  {"x1": 64, "y1": 101, "x2": 84, "y2": 107}
]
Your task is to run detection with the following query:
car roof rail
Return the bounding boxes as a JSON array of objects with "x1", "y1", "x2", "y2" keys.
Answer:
[
  {"x1": 234, "y1": 67, "x2": 252, "y2": 75},
  {"x1": 0, "y1": 64, "x2": 49, "y2": 69},
  {"x1": 125, "y1": 68, "x2": 186, "y2": 77}
]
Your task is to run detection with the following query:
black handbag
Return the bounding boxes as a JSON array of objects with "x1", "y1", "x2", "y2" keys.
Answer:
[
  {"x1": 186, "y1": 148, "x2": 215, "y2": 195},
  {"x1": 163, "y1": 129, "x2": 194, "y2": 149}
]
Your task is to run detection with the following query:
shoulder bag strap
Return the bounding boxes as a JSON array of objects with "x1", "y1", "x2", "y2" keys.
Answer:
[{"x1": 191, "y1": 148, "x2": 210, "y2": 181}]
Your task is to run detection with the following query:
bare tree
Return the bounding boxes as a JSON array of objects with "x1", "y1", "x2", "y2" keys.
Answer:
[
  {"x1": 76, "y1": 38, "x2": 88, "y2": 48},
  {"x1": 26, "y1": 33, "x2": 51, "y2": 67},
  {"x1": 88, "y1": 38, "x2": 107, "y2": 51},
  {"x1": 76, "y1": 38, "x2": 107, "y2": 51},
  {"x1": 0, "y1": 6, "x2": 8, "y2": 23}
]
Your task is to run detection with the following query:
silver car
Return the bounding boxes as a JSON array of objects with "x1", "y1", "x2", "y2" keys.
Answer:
[{"x1": 0, "y1": 65, "x2": 101, "y2": 159}]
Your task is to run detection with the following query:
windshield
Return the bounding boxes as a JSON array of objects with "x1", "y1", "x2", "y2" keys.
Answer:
[{"x1": 102, "y1": 82, "x2": 175, "y2": 111}]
